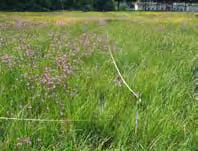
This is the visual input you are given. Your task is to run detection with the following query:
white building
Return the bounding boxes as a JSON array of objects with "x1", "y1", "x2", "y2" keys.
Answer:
[
  {"x1": 187, "y1": 4, "x2": 198, "y2": 11},
  {"x1": 133, "y1": 2, "x2": 198, "y2": 11}
]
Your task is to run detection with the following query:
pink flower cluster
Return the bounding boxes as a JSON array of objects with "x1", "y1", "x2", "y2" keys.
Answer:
[
  {"x1": 41, "y1": 67, "x2": 61, "y2": 89},
  {"x1": 25, "y1": 49, "x2": 34, "y2": 58},
  {"x1": 41, "y1": 55, "x2": 72, "y2": 90},
  {"x1": 56, "y1": 54, "x2": 73, "y2": 76},
  {"x1": 1, "y1": 54, "x2": 13, "y2": 63}
]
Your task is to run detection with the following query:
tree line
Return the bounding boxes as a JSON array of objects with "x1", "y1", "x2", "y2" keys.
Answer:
[{"x1": 0, "y1": 0, "x2": 134, "y2": 11}]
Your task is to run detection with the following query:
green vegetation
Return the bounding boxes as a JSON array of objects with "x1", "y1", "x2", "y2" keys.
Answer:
[
  {"x1": 0, "y1": 0, "x2": 117, "y2": 11},
  {"x1": 0, "y1": 12, "x2": 197, "y2": 150}
]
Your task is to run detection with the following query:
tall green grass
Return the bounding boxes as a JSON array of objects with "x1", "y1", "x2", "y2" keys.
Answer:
[{"x1": 0, "y1": 12, "x2": 197, "y2": 150}]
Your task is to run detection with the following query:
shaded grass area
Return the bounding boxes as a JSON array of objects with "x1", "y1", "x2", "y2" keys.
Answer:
[{"x1": 0, "y1": 12, "x2": 197, "y2": 150}]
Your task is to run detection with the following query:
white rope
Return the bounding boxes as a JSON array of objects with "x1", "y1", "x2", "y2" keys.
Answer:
[
  {"x1": 108, "y1": 43, "x2": 140, "y2": 99},
  {"x1": 0, "y1": 117, "x2": 87, "y2": 123},
  {"x1": 107, "y1": 33, "x2": 142, "y2": 134}
]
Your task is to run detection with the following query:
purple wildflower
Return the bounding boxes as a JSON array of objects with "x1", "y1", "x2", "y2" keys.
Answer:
[
  {"x1": 56, "y1": 54, "x2": 73, "y2": 75},
  {"x1": 1, "y1": 54, "x2": 14, "y2": 66}
]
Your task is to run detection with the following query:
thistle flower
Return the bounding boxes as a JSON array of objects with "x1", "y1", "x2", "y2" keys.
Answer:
[
  {"x1": 56, "y1": 20, "x2": 65, "y2": 26},
  {"x1": 56, "y1": 54, "x2": 73, "y2": 75},
  {"x1": 1, "y1": 54, "x2": 13, "y2": 64},
  {"x1": 17, "y1": 137, "x2": 32, "y2": 151},
  {"x1": 41, "y1": 67, "x2": 64, "y2": 90},
  {"x1": 41, "y1": 67, "x2": 54, "y2": 87},
  {"x1": 25, "y1": 49, "x2": 34, "y2": 58},
  {"x1": 115, "y1": 76, "x2": 123, "y2": 87}
]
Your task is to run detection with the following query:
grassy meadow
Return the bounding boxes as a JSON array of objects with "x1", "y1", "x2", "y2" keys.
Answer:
[{"x1": 0, "y1": 11, "x2": 198, "y2": 150}]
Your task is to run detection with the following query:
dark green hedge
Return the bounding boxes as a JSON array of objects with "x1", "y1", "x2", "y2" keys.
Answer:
[{"x1": 0, "y1": 0, "x2": 116, "y2": 11}]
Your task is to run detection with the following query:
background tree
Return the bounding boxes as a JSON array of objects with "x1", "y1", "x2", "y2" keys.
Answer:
[
  {"x1": 0, "y1": 0, "x2": 119, "y2": 11},
  {"x1": 93, "y1": 0, "x2": 115, "y2": 11},
  {"x1": 115, "y1": 0, "x2": 136, "y2": 11}
]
